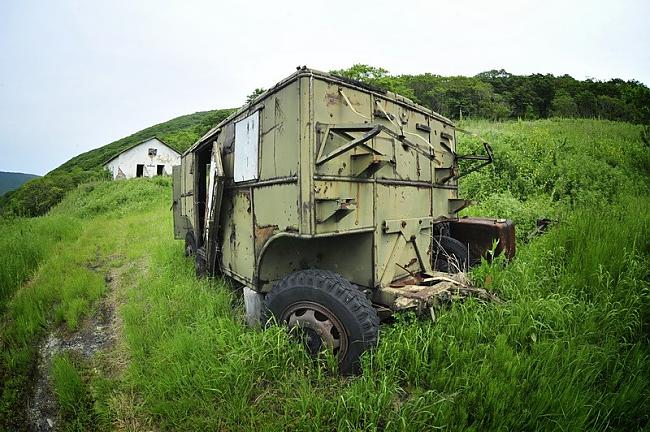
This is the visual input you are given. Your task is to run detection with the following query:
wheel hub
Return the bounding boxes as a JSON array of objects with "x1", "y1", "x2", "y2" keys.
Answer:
[{"x1": 282, "y1": 302, "x2": 348, "y2": 358}]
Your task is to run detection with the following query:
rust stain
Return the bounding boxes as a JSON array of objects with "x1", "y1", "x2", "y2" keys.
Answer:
[
  {"x1": 230, "y1": 224, "x2": 237, "y2": 244},
  {"x1": 274, "y1": 97, "x2": 285, "y2": 120},
  {"x1": 325, "y1": 91, "x2": 342, "y2": 106},
  {"x1": 239, "y1": 190, "x2": 252, "y2": 214},
  {"x1": 355, "y1": 183, "x2": 360, "y2": 226},
  {"x1": 255, "y1": 224, "x2": 278, "y2": 252}
]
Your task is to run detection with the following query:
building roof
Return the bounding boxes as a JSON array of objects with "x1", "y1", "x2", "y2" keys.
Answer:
[{"x1": 103, "y1": 137, "x2": 180, "y2": 166}]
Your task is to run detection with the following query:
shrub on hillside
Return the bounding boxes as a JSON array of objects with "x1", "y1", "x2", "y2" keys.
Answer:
[{"x1": 2, "y1": 168, "x2": 109, "y2": 217}]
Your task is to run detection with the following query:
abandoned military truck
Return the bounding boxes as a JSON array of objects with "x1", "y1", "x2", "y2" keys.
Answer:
[{"x1": 172, "y1": 68, "x2": 515, "y2": 373}]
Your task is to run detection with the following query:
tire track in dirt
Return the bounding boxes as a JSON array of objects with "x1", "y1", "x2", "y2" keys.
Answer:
[{"x1": 27, "y1": 255, "x2": 130, "y2": 431}]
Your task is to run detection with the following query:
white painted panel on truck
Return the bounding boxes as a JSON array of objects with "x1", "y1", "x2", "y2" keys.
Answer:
[{"x1": 234, "y1": 111, "x2": 259, "y2": 182}]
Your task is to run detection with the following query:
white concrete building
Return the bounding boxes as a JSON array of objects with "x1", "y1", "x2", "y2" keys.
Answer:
[{"x1": 104, "y1": 137, "x2": 180, "y2": 180}]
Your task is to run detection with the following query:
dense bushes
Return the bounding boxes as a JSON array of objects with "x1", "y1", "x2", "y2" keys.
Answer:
[
  {"x1": 0, "y1": 167, "x2": 109, "y2": 217},
  {"x1": 457, "y1": 119, "x2": 650, "y2": 234},
  {"x1": 332, "y1": 65, "x2": 650, "y2": 123}
]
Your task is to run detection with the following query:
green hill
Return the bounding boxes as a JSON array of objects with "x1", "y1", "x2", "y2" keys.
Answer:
[
  {"x1": 0, "y1": 108, "x2": 234, "y2": 217},
  {"x1": 0, "y1": 172, "x2": 40, "y2": 196},
  {"x1": 54, "y1": 108, "x2": 234, "y2": 174}
]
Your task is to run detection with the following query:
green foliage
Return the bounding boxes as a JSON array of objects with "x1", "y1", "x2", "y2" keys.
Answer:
[
  {"x1": 333, "y1": 65, "x2": 650, "y2": 123},
  {"x1": 0, "y1": 214, "x2": 81, "y2": 314},
  {"x1": 457, "y1": 119, "x2": 649, "y2": 235},
  {"x1": 331, "y1": 64, "x2": 417, "y2": 101},
  {"x1": 53, "y1": 176, "x2": 172, "y2": 219},
  {"x1": 0, "y1": 172, "x2": 40, "y2": 196},
  {"x1": 551, "y1": 89, "x2": 578, "y2": 117},
  {"x1": 2, "y1": 167, "x2": 110, "y2": 217},
  {"x1": 246, "y1": 88, "x2": 266, "y2": 104}
]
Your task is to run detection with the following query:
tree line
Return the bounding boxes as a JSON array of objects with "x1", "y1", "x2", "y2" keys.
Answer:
[{"x1": 330, "y1": 65, "x2": 650, "y2": 123}]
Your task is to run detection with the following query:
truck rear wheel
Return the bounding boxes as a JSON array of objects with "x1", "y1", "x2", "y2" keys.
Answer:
[
  {"x1": 185, "y1": 232, "x2": 196, "y2": 257},
  {"x1": 262, "y1": 269, "x2": 379, "y2": 375},
  {"x1": 195, "y1": 247, "x2": 207, "y2": 278},
  {"x1": 433, "y1": 235, "x2": 469, "y2": 273}
]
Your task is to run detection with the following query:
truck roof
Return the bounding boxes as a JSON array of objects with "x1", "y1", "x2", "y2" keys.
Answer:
[{"x1": 184, "y1": 67, "x2": 454, "y2": 156}]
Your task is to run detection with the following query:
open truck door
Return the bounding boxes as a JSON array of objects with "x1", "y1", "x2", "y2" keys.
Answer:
[
  {"x1": 172, "y1": 165, "x2": 192, "y2": 240},
  {"x1": 203, "y1": 142, "x2": 225, "y2": 275}
]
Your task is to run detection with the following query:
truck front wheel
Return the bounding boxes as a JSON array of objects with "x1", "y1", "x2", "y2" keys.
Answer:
[{"x1": 262, "y1": 269, "x2": 379, "y2": 375}]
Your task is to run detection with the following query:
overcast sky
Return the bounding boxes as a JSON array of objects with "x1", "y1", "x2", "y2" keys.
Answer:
[{"x1": 1, "y1": 0, "x2": 648, "y2": 175}]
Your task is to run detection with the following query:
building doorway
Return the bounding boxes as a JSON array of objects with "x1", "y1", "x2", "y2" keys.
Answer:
[
  {"x1": 157, "y1": 165, "x2": 165, "y2": 175},
  {"x1": 136, "y1": 164, "x2": 144, "y2": 177}
]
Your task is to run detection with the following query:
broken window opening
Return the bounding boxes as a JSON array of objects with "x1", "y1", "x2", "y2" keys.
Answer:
[
  {"x1": 136, "y1": 164, "x2": 144, "y2": 177},
  {"x1": 157, "y1": 165, "x2": 165, "y2": 175},
  {"x1": 148, "y1": 148, "x2": 157, "y2": 156}
]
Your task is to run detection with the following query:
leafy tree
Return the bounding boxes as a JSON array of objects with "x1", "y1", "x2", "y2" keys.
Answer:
[
  {"x1": 330, "y1": 64, "x2": 416, "y2": 101},
  {"x1": 330, "y1": 64, "x2": 648, "y2": 123},
  {"x1": 597, "y1": 95, "x2": 628, "y2": 120},
  {"x1": 330, "y1": 64, "x2": 390, "y2": 81},
  {"x1": 576, "y1": 91, "x2": 598, "y2": 117},
  {"x1": 246, "y1": 88, "x2": 266, "y2": 104},
  {"x1": 551, "y1": 90, "x2": 578, "y2": 117}
]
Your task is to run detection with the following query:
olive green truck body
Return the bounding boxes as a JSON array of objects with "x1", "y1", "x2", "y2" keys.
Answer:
[{"x1": 172, "y1": 68, "x2": 514, "y2": 315}]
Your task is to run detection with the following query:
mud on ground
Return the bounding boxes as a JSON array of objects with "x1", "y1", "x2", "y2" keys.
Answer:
[{"x1": 27, "y1": 263, "x2": 123, "y2": 431}]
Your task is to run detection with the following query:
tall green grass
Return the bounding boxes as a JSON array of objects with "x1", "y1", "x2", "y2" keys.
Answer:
[
  {"x1": 0, "y1": 177, "x2": 172, "y2": 431},
  {"x1": 458, "y1": 119, "x2": 650, "y2": 235},
  {"x1": 1, "y1": 119, "x2": 648, "y2": 430},
  {"x1": 51, "y1": 353, "x2": 96, "y2": 431},
  {"x1": 89, "y1": 194, "x2": 648, "y2": 431},
  {"x1": 0, "y1": 215, "x2": 80, "y2": 313}
]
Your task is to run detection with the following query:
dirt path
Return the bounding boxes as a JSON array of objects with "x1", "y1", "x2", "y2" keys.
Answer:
[{"x1": 27, "y1": 259, "x2": 127, "y2": 431}]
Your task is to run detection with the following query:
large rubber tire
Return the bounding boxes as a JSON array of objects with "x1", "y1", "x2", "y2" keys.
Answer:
[
  {"x1": 262, "y1": 269, "x2": 379, "y2": 375},
  {"x1": 433, "y1": 235, "x2": 469, "y2": 273}
]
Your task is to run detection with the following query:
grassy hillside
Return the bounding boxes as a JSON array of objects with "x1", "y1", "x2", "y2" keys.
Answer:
[
  {"x1": 54, "y1": 108, "x2": 234, "y2": 173},
  {"x1": 0, "y1": 108, "x2": 234, "y2": 217},
  {"x1": 0, "y1": 172, "x2": 40, "y2": 196},
  {"x1": 1, "y1": 119, "x2": 649, "y2": 431}
]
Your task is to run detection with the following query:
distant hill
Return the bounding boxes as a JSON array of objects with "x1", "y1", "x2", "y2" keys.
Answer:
[
  {"x1": 1, "y1": 108, "x2": 235, "y2": 216},
  {"x1": 0, "y1": 172, "x2": 40, "y2": 196},
  {"x1": 54, "y1": 108, "x2": 235, "y2": 174}
]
